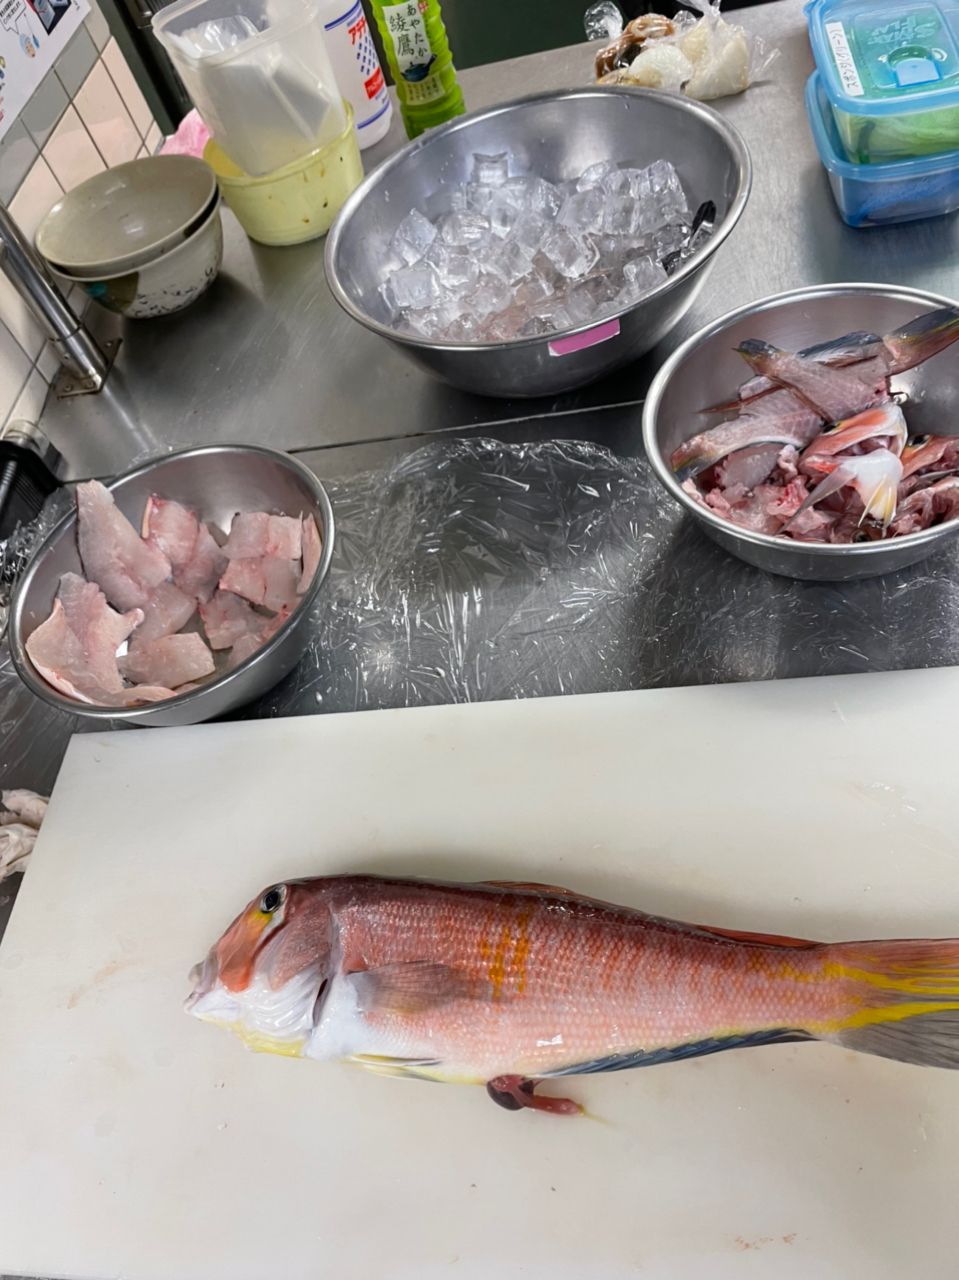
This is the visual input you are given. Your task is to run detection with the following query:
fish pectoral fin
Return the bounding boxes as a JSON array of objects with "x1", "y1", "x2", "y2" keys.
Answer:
[
  {"x1": 348, "y1": 961, "x2": 487, "y2": 1016},
  {"x1": 349, "y1": 1053, "x2": 443, "y2": 1080},
  {"x1": 486, "y1": 1075, "x2": 582, "y2": 1117}
]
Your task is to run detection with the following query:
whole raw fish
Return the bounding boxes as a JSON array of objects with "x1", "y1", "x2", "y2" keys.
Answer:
[{"x1": 187, "y1": 874, "x2": 959, "y2": 1116}]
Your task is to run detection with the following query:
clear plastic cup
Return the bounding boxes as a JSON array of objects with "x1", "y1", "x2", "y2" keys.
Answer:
[{"x1": 154, "y1": 0, "x2": 349, "y2": 177}]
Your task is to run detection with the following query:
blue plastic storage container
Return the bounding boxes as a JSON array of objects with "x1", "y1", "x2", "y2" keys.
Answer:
[
  {"x1": 806, "y1": 0, "x2": 959, "y2": 163},
  {"x1": 805, "y1": 71, "x2": 959, "y2": 225}
]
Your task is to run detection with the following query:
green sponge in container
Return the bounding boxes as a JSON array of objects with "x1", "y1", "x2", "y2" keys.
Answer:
[{"x1": 806, "y1": 0, "x2": 959, "y2": 162}]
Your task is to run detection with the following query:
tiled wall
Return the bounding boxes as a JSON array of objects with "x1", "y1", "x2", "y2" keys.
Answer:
[{"x1": 0, "y1": 3, "x2": 164, "y2": 431}]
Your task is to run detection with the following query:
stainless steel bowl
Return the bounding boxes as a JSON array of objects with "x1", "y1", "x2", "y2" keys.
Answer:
[
  {"x1": 325, "y1": 87, "x2": 751, "y2": 399},
  {"x1": 9, "y1": 445, "x2": 334, "y2": 727},
  {"x1": 643, "y1": 283, "x2": 959, "y2": 581}
]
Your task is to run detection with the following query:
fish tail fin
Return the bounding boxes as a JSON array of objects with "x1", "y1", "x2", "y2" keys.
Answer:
[
  {"x1": 886, "y1": 307, "x2": 959, "y2": 373},
  {"x1": 822, "y1": 938, "x2": 959, "y2": 1069}
]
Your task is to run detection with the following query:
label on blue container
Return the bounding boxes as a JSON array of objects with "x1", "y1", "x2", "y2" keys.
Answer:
[{"x1": 826, "y1": 20, "x2": 866, "y2": 95}]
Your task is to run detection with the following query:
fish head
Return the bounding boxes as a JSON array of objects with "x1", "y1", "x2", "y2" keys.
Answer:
[{"x1": 186, "y1": 880, "x2": 334, "y2": 1057}]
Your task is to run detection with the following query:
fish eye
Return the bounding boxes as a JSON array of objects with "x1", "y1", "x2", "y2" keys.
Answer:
[{"x1": 259, "y1": 886, "x2": 284, "y2": 915}]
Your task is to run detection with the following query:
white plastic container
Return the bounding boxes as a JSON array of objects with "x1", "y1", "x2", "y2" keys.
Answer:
[
  {"x1": 154, "y1": 0, "x2": 348, "y2": 177},
  {"x1": 319, "y1": 0, "x2": 391, "y2": 149}
]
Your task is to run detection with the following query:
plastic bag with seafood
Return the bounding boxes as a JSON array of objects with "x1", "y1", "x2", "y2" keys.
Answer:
[{"x1": 588, "y1": 0, "x2": 778, "y2": 101}]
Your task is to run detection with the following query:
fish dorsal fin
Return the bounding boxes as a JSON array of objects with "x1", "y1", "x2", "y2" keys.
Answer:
[
  {"x1": 349, "y1": 961, "x2": 487, "y2": 1016},
  {"x1": 481, "y1": 880, "x2": 579, "y2": 895},
  {"x1": 695, "y1": 923, "x2": 818, "y2": 949},
  {"x1": 480, "y1": 881, "x2": 624, "y2": 911}
]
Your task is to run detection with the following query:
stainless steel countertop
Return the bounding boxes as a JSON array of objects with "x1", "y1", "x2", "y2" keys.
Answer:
[{"x1": 37, "y1": 0, "x2": 959, "y2": 481}]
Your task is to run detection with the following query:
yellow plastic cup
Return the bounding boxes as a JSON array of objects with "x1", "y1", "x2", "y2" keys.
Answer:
[{"x1": 204, "y1": 103, "x2": 363, "y2": 247}]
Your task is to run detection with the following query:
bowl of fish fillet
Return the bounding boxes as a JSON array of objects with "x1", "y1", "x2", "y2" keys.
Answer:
[
  {"x1": 9, "y1": 445, "x2": 334, "y2": 727},
  {"x1": 643, "y1": 283, "x2": 959, "y2": 581}
]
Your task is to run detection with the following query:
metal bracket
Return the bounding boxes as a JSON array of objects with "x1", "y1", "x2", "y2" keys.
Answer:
[{"x1": 53, "y1": 337, "x2": 122, "y2": 398}]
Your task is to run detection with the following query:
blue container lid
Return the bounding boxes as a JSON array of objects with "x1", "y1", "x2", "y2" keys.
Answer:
[{"x1": 807, "y1": 0, "x2": 959, "y2": 115}]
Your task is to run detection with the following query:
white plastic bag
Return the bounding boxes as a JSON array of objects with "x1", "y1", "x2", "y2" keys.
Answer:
[{"x1": 590, "y1": 0, "x2": 778, "y2": 101}]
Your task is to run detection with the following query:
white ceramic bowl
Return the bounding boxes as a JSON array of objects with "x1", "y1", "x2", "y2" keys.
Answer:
[
  {"x1": 36, "y1": 155, "x2": 217, "y2": 278},
  {"x1": 53, "y1": 202, "x2": 223, "y2": 319}
]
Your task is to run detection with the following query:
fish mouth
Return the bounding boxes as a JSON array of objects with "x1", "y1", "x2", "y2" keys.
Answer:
[{"x1": 185, "y1": 950, "x2": 234, "y2": 1019}]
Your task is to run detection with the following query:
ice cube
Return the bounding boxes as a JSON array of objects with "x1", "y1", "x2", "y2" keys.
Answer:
[
  {"x1": 622, "y1": 255, "x2": 667, "y2": 297},
  {"x1": 518, "y1": 315, "x2": 554, "y2": 338},
  {"x1": 565, "y1": 284, "x2": 600, "y2": 325},
  {"x1": 488, "y1": 189, "x2": 522, "y2": 238},
  {"x1": 558, "y1": 189, "x2": 604, "y2": 235},
  {"x1": 470, "y1": 274, "x2": 512, "y2": 320},
  {"x1": 390, "y1": 209, "x2": 437, "y2": 265},
  {"x1": 577, "y1": 160, "x2": 618, "y2": 191},
  {"x1": 510, "y1": 210, "x2": 549, "y2": 255},
  {"x1": 541, "y1": 226, "x2": 599, "y2": 279},
  {"x1": 488, "y1": 238, "x2": 535, "y2": 284},
  {"x1": 471, "y1": 152, "x2": 510, "y2": 187},
  {"x1": 652, "y1": 223, "x2": 691, "y2": 257},
  {"x1": 643, "y1": 160, "x2": 690, "y2": 219},
  {"x1": 428, "y1": 242, "x2": 479, "y2": 291},
  {"x1": 484, "y1": 310, "x2": 522, "y2": 341},
  {"x1": 446, "y1": 314, "x2": 483, "y2": 342},
  {"x1": 526, "y1": 177, "x2": 563, "y2": 219},
  {"x1": 465, "y1": 183, "x2": 495, "y2": 215},
  {"x1": 440, "y1": 211, "x2": 490, "y2": 246},
  {"x1": 513, "y1": 269, "x2": 554, "y2": 308},
  {"x1": 602, "y1": 194, "x2": 639, "y2": 237},
  {"x1": 387, "y1": 264, "x2": 439, "y2": 310},
  {"x1": 603, "y1": 167, "x2": 642, "y2": 197}
]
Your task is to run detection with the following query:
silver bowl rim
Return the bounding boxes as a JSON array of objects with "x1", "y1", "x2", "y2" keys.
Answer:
[
  {"x1": 642, "y1": 280, "x2": 959, "y2": 561},
  {"x1": 325, "y1": 85, "x2": 752, "y2": 353},
  {"x1": 9, "y1": 443, "x2": 335, "y2": 723}
]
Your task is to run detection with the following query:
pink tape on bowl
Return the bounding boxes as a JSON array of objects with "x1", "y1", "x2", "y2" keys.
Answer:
[{"x1": 548, "y1": 318, "x2": 621, "y2": 357}]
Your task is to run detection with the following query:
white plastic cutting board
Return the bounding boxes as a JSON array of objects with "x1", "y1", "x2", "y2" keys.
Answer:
[{"x1": 1, "y1": 672, "x2": 958, "y2": 1280}]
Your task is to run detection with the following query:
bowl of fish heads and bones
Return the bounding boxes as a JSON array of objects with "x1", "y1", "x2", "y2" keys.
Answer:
[{"x1": 643, "y1": 283, "x2": 959, "y2": 581}]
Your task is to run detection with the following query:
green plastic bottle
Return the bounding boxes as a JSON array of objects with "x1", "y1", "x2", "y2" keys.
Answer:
[{"x1": 369, "y1": 0, "x2": 465, "y2": 138}]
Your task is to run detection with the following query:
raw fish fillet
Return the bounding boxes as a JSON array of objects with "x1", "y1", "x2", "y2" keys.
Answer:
[
  {"x1": 219, "y1": 556, "x2": 299, "y2": 613},
  {"x1": 297, "y1": 515, "x2": 323, "y2": 593},
  {"x1": 228, "y1": 633, "x2": 263, "y2": 668},
  {"x1": 77, "y1": 481, "x2": 171, "y2": 610},
  {"x1": 223, "y1": 512, "x2": 302, "y2": 561},
  {"x1": 120, "y1": 632, "x2": 215, "y2": 688},
  {"x1": 199, "y1": 590, "x2": 263, "y2": 649},
  {"x1": 143, "y1": 497, "x2": 226, "y2": 603},
  {"x1": 142, "y1": 495, "x2": 198, "y2": 566},
  {"x1": 136, "y1": 581, "x2": 196, "y2": 643},
  {"x1": 25, "y1": 573, "x2": 142, "y2": 702},
  {"x1": 177, "y1": 523, "x2": 227, "y2": 602}
]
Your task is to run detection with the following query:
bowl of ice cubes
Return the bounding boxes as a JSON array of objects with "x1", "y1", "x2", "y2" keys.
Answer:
[{"x1": 325, "y1": 86, "x2": 750, "y2": 398}]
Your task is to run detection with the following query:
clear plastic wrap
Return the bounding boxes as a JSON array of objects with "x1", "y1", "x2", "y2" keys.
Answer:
[{"x1": 5, "y1": 436, "x2": 959, "y2": 797}]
